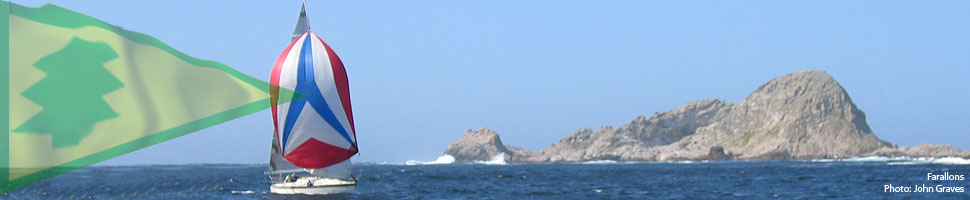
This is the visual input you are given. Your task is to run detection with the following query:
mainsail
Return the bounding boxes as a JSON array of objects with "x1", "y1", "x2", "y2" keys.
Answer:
[
  {"x1": 269, "y1": 3, "x2": 357, "y2": 179},
  {"x1": 291, "y1": 3, "x2": 310, "y2": 42}
]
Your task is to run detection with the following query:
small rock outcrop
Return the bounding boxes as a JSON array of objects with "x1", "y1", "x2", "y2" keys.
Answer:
[
  {"x1": 867, "y1": 144, "x2": 970, "y2": 158},
  {"x1": 443, "y1": 70, "x2": 969, "y2": 162},
  {"x1": 702, "y1": 146, "x2": 735, "y2": 160},
  {"x1": 443, "y1": 128, "x2": 510, "y2": 162}
]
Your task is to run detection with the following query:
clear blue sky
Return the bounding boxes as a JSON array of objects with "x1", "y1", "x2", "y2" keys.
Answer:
[{"x1": 13, "y1": 1, "x2": 970, "y2": 165}]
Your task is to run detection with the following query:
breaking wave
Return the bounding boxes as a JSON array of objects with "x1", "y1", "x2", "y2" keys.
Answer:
[
  {"x1": 404, "y1": 155, "x2": 456, "y2": 166},
  {"x1": 582, "y1": 160, "x2": 619, "y2": 164},
  {"x1": 930, "y1": 157, "x2": 970, "y2": 165},
  {"x1": 230, "y1": 190, "x2": 254, "y2": 194},
  {"x1": 475, "y1": 153, "x2": 507, "y2": 165},
  {"x1": 373, "y1": 161, "x2": 401, "y2": 165},
  {"x1": 843, "y1": 156, "x2": 904, "y2": 162},
  {"x1": 812, "y1": 156, "x2": 969, "y2": 165}
]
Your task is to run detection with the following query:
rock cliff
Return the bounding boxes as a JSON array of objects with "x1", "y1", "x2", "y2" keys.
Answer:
[
  {"x1": 443, "y1": 128, "x2": 510, "y2": 162},
  {"x1": 443, "y1": 70, "x2": 968, "y2": 162}
]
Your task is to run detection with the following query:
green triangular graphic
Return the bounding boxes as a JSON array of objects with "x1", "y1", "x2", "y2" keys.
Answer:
[{"x1": 3, "y1": 3, "x2": 305, "y2": 193}]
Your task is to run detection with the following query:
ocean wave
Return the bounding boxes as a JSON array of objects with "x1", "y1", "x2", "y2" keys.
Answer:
[
  {"x1": 932, "y1": 157, "x2": 970, "y2": 165},
  {"x1": 404, "y1": 155, "x2": 456, "y2": 166},
  {"x1": 843, "y1": 156, "x2": 907, "y2": 162},
  {"x1": 813, "y1": 156, "x2": 969, "y2": 165},
  {"x1": 230, "y1": 190, "x2": 254, "y2": 194},
  {"x1": 475, "y1": 153, "x2": 507, "y2": 165},
  {"x1": 810, "y1": 156, "x2": 909, "y2": 162},
  {"x1": 373, "y1": 161, "x2": 402, "y2": 165},
  {"x1": 886, "y1": 161, "x2": 929, "y2": 166},
  {"x1": 582, "y1": 160, "x2": 619, "y2": 164}
]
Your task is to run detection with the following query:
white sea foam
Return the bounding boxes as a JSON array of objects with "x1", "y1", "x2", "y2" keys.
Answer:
[
  {"x1": 405, "y1": 155, "x2": 456, "y2": 166},
  {"x1": 231, "y1": 190, "x2": 254, "y2": 194},
  {"x1": 816, "y1": 156, "x2": 969, "y2": 165},
  {"x1": 427, "y1": 155, "x2": 457, "y2": 164},
  {"x1": 374, "y1": 161, "x2": 402, "y2": 165},
  {"x1": 475, "y1": 153, "x2": 507, "y2": 165},
  {"x1": 931, "y1": 157, "x2": 970, "y2": 165},
  {"x1": 809, "y1": 159, "x2": 838, "y2": 162},
  {"x1": 582, "y1": 160, "x2": 619, "y2": 164},
  {"x1": 887, "y1": 161, "x2": 929, "y2": 166},
  {"x1": 842, "y1": 156, "x2": 898, "y2": 162},
  {"x1": 403, "y1": 160, "x2": 421, "y2": 165}
]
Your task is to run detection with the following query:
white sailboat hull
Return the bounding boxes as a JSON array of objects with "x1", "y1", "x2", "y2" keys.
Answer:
[
  {"x1": 270, "y1": 184, "x2": 355, "y2": 195},
  {"x1": 270, "y1": 176, "x2": 356, "y2": 195}
]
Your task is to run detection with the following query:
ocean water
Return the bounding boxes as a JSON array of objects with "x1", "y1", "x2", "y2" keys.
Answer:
[{"x1": 5, "y1": 158, "x2": 970, "y2": 199}]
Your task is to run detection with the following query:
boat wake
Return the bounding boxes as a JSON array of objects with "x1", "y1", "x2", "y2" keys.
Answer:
[
  {"x1": 811, "y1": 156, "x2": 970, "y2": 165},
  {"x1": 404, "y1": 155, "x2": 456, "y2": 165}
]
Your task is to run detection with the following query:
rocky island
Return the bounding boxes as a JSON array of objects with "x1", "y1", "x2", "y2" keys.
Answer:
[{"x1": 443, "y1": 70, "x2": 970, "y2": 162}]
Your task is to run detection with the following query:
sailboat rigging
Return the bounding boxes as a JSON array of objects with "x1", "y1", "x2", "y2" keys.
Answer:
[{"x1": 267, "y1": 2, "x2": 359, "y2": 195}]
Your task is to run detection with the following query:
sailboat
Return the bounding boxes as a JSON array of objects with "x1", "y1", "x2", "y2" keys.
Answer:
[{"x1": 267, "y1": 2, "x2": 359, "y2": 195}]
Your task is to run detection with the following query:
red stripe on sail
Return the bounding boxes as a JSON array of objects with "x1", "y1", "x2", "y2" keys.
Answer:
[
  {"x1": 283, "y1": 138, "x2": 355, "y2": 169},
  {"x1": 270, "y1": 33, "x2": 303, "y2": 142},
  {"x1": 315, "y1": 35, "x2": 357, "y2": 142}
]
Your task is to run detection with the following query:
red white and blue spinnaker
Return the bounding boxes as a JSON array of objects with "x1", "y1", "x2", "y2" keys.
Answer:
[
  {"x1": 267, "y1": 3, "x2": 359, "y2": 195},
  {"x1": 270, "y1": 31, "x2": 357, "y2": 169}
]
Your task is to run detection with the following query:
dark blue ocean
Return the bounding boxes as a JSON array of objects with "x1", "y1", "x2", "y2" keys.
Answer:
[{"x1": 4, "y1": 159, "x2": 970, "y2": 199}]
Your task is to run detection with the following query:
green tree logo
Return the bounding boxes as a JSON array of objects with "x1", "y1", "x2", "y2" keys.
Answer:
[{"x1": 14, "y1": 37, "x2": 124, "y2": 148}]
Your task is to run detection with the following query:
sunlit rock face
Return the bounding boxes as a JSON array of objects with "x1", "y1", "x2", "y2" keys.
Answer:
[
  {"x1": 445, "y1": 70, "x2": 966, "y2": 162},
  {"x1": 444, "y1": 128, "x2": 511, "y2": 162}
]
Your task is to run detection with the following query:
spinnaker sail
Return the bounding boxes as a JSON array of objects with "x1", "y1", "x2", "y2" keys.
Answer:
[{"x1": 268, "y1": 2, "x2": 357, "y2": 179}]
